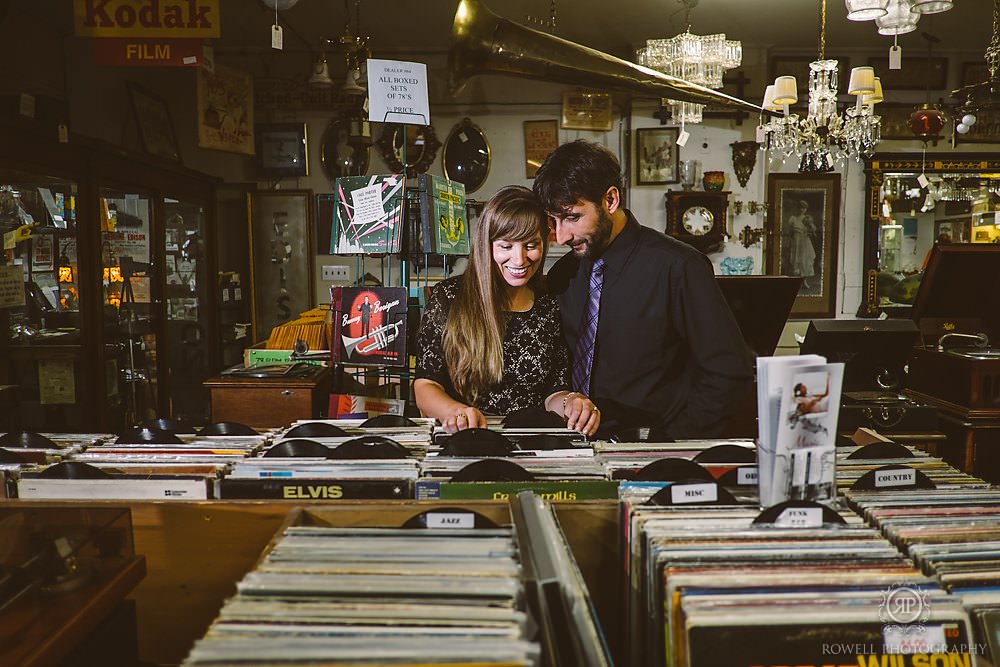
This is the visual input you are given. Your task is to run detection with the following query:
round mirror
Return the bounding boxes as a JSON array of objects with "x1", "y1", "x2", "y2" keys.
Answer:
[
  {"x1": 319, "y1": 117, "x2": 370, "y2": 181},
  {"x1": 375, "y1": 123, "x2": 440, "y2": 177},
  {"x1": 443, "y1": 118, "x2": 491, "y2": 194}
]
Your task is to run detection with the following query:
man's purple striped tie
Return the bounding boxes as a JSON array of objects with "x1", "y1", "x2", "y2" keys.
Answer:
[{"x1": 571, "y1": 258, "x2": 605, "y2": 395}]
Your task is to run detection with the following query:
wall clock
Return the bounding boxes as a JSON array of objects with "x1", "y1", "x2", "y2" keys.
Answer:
[{"x1": 665, "y1": 190, "x2": 729, "y2": 253}]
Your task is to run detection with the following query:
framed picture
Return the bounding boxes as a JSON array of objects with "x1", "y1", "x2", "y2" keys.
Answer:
[
  {"x1": 248, "y1": 191, "x2": 314, "y2": 343},
  {"x1": 868, "y1": 56, "x2": 947, "y2": 90},
  {"x1": 635, "y1": 127, "x2": 679, "y2": 185},
  {"x1": 127, "y1": 83, "x2": 181, "y2": 162},
  {"x1": 878, "y1": 103, "x2": 916, "y2": 140},
  {"x1": 961, "y1": 62, "x2": 990, "y2": 88},
  {"x1": 197, "y1": 62, "x2": 255, "y2": 155},
  {"x1": 954, "y1": 107, "x2": 1000, "y2": 144},
  {"x1": 255, "y1": 122, "x2": 308, "y2": 178},
  {"x1": 561, "y1": 91, "x2": 613, "y2": 131},
  {"x1": 766, "y1": 173, "x2": 841, "y2": 318},
  {"x1": 523, "y1": 119, "x2": 558, "y2": 178}
]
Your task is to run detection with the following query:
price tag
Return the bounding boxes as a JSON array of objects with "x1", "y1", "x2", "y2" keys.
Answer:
[
  {"x1": 271, "y1": 25, "x2": 284, "y2": 50},
  {"x1": 737, "y1": 466, "x2": 758, "y2": 486},
  {"x1": 425, "y1": 512, "x2": 475, "y2": 529},
  {"x1": 676, "y1": 129, "x2": 690, "y2": 147},
  {"x1": 222, "y1": 290, "x2": 230, "y2": 303},
  {"x1": 889, "y1": 45, "x2": 902, "y2": 70},
  {"x1": 883, "y1": 624, "x2": 944, "y2": 654},
  {"x1": 670, "y1": 483, "x2": 717, "y2": 504},
  {"x1": 234, "y1": 287, "x2": 242, "y2": 301},
  {"x1": 755, "y1": 125, "x2": 766, "y2": 143},
  {"x1": 774, "y1": 506, "x2": 823, "y2": 528},
  {"x1": 875, "y1": 468, "x2": 916, "y2": 488},
  {"x1": 182, "y1": 56, "x2": 199, "y2": 65},
  {"x1": 57, "y1": 124, "x2": 69, "y2": 144},
  {"x1": 917, "y1": 174, "x2": 930, "y2": 188}
]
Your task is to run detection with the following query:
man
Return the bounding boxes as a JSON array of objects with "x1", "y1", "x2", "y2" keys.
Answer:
[
  {"x1": 358, "y1": 295, "x2": 372, "y2": 338},
  {"x1": 534, "y1": 140, "x2": 751, "y2": 439}
]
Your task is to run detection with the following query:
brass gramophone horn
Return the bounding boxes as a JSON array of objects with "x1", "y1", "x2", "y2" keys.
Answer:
[{"x1": 449, "y1": 0, "x2": 764, "y2": 114}]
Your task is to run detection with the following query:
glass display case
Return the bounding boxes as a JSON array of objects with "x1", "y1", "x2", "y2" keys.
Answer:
[{"x1": 0, "y1": 125, "x2": 222, "y2": 431}]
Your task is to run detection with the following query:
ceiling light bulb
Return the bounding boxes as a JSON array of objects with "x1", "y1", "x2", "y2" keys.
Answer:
[
  {"x1": 956, "y1": 122, "x2": 970, "y2": 134},
  {"x1": 962, "y1": 114, "x2": 978, "y2": 126}
]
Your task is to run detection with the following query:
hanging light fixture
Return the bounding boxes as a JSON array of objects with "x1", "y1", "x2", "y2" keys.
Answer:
[
  {"x1": 954, "y1": 0, "x2": 1000, "y2": 119},
  {"x1": 308, "y1": 47, "x2": 334, "y2": 87},
  {"x1": 848, "y1": 0, "x2": 953, "y2": 34},
  {"x1": 635, "y1": 0, "x2": 742, "y2": 124},
  {"x1": 909, "y1": 32, "x2": 946, "y2": 144},
  {"x1": 760, "y1": 0, "x2": 883, "y2": 172},
  {"x1": 845, "y1": 0, "x2": 888, "y2": 21}
]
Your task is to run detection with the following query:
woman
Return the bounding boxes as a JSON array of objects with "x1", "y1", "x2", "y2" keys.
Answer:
[{"x1": 414, "y1": 186, "x2": 600, "y2": 435}]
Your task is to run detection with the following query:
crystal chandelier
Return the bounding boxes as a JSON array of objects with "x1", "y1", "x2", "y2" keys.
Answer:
[
  {"x1": 635, "y1": 6, "x2": 741, "y2": 124},
  {"x1": 760, "y1": 0, "x2": 883, "y2": 172}
]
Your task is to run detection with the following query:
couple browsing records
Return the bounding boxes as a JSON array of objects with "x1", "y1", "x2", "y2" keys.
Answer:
[{"x1": 415, "y1": 140, "x2": 751, "y2": 439}]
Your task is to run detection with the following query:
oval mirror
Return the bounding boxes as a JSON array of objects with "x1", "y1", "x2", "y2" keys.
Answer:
[
  {"x1": 443, "y1": 118, "x2": 491, "y2": 194},
  {"x1": 375, "y1": 123, "x2": 440, "y2": 177},
  {"x1": 319, "y1": 117, "x2": 370, "y2": 181}
]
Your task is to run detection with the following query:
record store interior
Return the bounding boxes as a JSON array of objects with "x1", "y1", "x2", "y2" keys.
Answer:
[{"x1": 7, "y1": 0, "x2": 1000, "y2": 665}]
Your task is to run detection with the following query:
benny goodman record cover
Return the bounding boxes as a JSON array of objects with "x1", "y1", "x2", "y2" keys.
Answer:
[{"x1": 331, "y1": 286, "x2": 408, "y2": 367}]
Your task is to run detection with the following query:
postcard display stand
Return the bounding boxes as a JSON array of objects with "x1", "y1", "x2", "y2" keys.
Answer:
[
  {"x1": 329, "y1": 172, "x2": 471, "y2": 415},
  {"x1": 903, "y1": 245, "x2": 1000, "y2": 481}
]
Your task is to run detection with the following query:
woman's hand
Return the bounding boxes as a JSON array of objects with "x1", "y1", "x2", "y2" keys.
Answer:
[
  {"x1": 441, "y1": 405, "x2": 488, "y2": 433},
  {"x1": 562, "y1": 392, "x2": 600, "y2": 436}
]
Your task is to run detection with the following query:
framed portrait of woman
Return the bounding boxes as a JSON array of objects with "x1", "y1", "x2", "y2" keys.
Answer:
[{"x1": 766, "y1": 173, "x2": 841, "y2": 318}]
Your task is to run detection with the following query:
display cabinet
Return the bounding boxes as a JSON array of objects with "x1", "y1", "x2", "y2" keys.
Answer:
[{"x1": 0, "y1": 124, "x2": 223, "y2": 431}]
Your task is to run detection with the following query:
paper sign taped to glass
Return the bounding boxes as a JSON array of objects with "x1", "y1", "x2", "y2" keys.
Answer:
[
  {"x1": 331, "y1": 286, "x2": 408, "y2": 367},
  {"x1": 331, "y1": 175, "x2": 404, "y2": 254}
]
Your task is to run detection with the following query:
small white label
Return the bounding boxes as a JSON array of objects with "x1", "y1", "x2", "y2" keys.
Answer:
[
  {"x1": 917, "y1": 174, "x2": 930, "y2": 188},
  {"x1": 222, "y1": 290, "x2": 230, "y2": 302},
  {"x1": 670, "y1": 483, "x2": 717, "y2": 504},
  {"x1": 755, "y1": 125, "x2": 766, "y2": 143},
  {"x1": 271, "y1": 25, "x2": 284, "y2": 50},
  {"x1": 425, "y1": 512, "x2": 475, "y2": 529},
  {"x1": 182, "y1": 55, "x2": 198, "y2": 65},
  {"x1": 774, "y1": 506, "x2": 823, "y2": 528},
  {"x1": 883, "y1": 624, "x2": 946, "y2": 655},
  {"x1": 676, "y1": 130, "x2": 690, "y2": 147},
  {"x1": 57, "y1": 124, "x2": 69, "y2": 143},
  {"x1": 889, "y1": 45, "x2": 902, "y2": 70},
  {"x1": 234, "y1": 287, "x2": 242, "y2": 300},
  {"x1": 875, "y1": 468, "x2": 916, "y2": 488},
  {"x1": 737, "y1": 466, "x2": 758, "y2": 486},
  {"x1": 351, "y1": 184, "x2": 386, "y2": 225},
  {"x1": 19, "y1": 92, "x2": 35, "y2": 118}
]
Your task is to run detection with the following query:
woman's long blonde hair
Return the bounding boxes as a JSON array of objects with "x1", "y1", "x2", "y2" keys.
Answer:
[{"x1": 443, "y1": 186, "x2": 549, "y2": 403}]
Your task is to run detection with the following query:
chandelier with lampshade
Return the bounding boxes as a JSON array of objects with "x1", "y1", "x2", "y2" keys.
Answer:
[{"x1": 760, "y1": 0, "x2": 884, "y2": 172}]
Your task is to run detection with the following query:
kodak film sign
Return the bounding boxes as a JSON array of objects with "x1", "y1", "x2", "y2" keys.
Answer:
[{"x1": 74, "y1": 0, "x2": 220, "y2": 38}]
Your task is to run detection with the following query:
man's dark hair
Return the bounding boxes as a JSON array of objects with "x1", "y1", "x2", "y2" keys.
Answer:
[{"x1": 533, "y1": 140, "x2": 623, "y2": 212}]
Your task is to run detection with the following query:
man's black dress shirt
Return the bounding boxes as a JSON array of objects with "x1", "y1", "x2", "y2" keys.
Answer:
[{"x1": 547, "y1": 210, "x2": 752, "y2": 439}]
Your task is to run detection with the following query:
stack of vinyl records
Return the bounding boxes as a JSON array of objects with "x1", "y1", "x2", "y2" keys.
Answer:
[
  {"x1": 277, "y1": 418, "x2": 437, "y2": 459},
  {"x1": 848, "y1": 487, "x2": 1000, "y2": 664},
  {"x1": 836, "y1": 444, "x2": 989, "y2": 491},
  {"x1": 182, "y1": 523, "x2": 541, "y2": 666},
  {"x1": 625, "y1": 502, "x2": 979, "y2": 667},
  {"x1": 12, "y1": 432, "x2": 272, "y2": 500}
]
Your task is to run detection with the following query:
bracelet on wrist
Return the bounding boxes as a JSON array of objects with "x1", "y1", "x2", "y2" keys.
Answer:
[{"x1": 562, "y1": 392, "x2": 579, "y2": 413}]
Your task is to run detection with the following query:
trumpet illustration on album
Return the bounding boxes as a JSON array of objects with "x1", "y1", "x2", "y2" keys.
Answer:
[{"x1": 342, "y1": 320, "x2": 402, "y2": 356}]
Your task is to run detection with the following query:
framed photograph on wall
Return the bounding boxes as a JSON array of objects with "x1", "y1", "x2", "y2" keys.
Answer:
[
  {"x1": 256, "y1": 122, "x2": 308, "y2": 178},
  {"x1": 561, "y1": 91, "x2": 613, "y2": 131},
  {"x1": 635, "y1": 127, "x2": 679, "y2": 185},
  {"x1": 523, "y1": 119, "x2": 558, "y2": 178},
  {"x1": 248, "y1": 191, "x2": 314, "y2": 343},
  {"x1": 127, "y1": 83, "x2": 182, "y2": 162},
  {"x1": 766, "y1": 172, "x2": 841, "y2": 318}
]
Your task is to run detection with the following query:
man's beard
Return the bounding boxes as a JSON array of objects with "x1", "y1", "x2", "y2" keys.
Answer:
[{"x1": 573, "y1": 208, "x2": 613, "y2": 259}]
